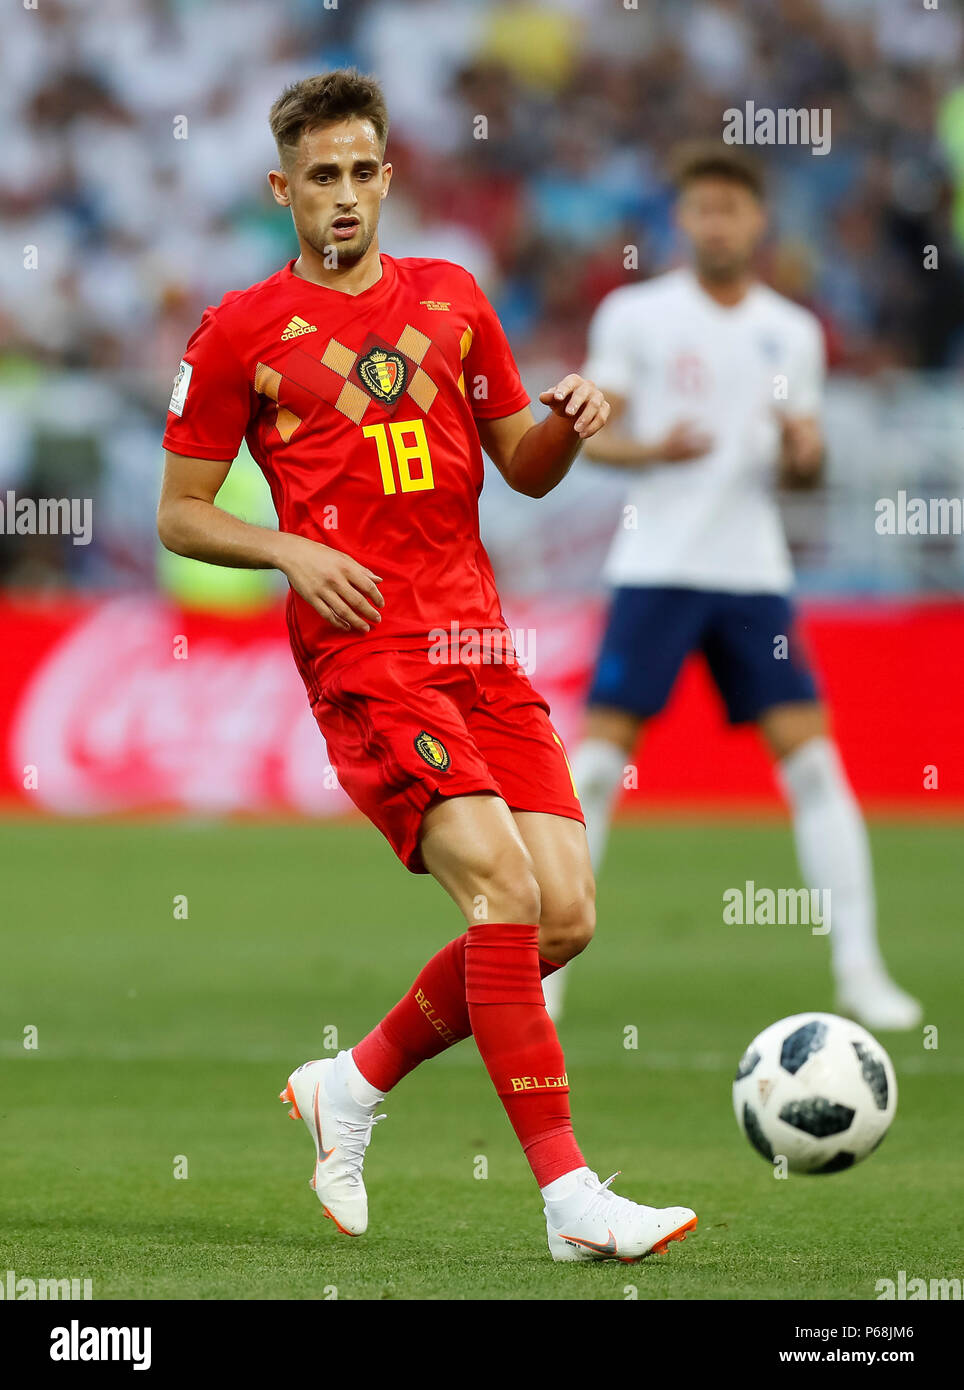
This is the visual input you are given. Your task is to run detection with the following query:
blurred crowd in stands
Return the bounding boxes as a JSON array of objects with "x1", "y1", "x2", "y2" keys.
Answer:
[{"x1": 2, "y1": 0, "x2": 964, "y2": 594}]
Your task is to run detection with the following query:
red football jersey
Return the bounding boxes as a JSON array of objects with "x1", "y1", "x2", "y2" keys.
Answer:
[{"x1": 162, "y1": 255, "x2": 530, "y2": 697}]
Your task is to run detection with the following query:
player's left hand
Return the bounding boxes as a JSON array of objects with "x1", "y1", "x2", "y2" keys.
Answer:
[{"x1": 539, "y1": 375, "x2": 610, "y2": 439}]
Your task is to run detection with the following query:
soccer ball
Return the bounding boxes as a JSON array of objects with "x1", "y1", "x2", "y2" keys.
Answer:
[{"x1": 732, "y1": 1012, "x2": 897, "y2": 1173}]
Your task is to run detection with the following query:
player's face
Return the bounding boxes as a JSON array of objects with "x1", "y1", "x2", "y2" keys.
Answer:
[
  {"x1": 270, "y1": 118, "x2": 392, "y2": 266},
  {"x1": 676, "y1": 177, "x2": 766, "y2": 282}
]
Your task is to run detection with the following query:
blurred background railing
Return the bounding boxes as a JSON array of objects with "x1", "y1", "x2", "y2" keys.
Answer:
[{"x1": 2, "y1": 369, "x2": 963, "y2": 597}]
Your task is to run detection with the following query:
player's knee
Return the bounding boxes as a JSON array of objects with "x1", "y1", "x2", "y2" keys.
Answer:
[
  {"x1": 760, "y1": 701, "x2": 827, "y2": 761},
  {"x1": 477, "y1": 859, "x2": 542, "y2": 926},
  {"x1": 540, "y1": 880, "x2": 596, "y2": 963}
]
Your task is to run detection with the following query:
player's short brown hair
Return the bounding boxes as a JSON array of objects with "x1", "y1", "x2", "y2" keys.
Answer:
[
  {"x1": 670, "y1": 141, "x2": 765, "y2": 200},
  {"x1": 269, "y1": 69, "x2": 389, "y2": 167}
]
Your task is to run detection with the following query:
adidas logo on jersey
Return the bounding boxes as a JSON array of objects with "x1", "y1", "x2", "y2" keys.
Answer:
[{"x1": 281, "y1": 315, "x2": 318, "y2": 341}]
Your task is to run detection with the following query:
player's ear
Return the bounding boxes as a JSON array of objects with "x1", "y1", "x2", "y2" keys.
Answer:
[
  {"x1": 380, "y1": 162, "x2": 392, "y2": 201},
  {"x1": 267, "y1": 169, "x2": 291, "y2": 208}
]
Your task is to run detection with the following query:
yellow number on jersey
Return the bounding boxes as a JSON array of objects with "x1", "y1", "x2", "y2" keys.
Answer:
[{"x1": 363, "y1": 418, "x2": 434, "y2": 495}]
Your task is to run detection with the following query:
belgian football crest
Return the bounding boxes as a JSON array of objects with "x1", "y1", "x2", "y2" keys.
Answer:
[
  {"x1": 414, "y1": 730, "x2": 451, "y2": 771},
  {"x1": 357, "y1": 345, "x2": 408, "y2": 406}
]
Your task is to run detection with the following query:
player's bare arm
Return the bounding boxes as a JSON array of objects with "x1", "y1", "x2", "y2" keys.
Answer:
[
  {"x1": 581, "y1": 391, "x2": 714, "y2": 468},
  {"x1": 477, "y1": 373, "x2": 609, "y2": 498},
  {"x1": 157, "y1": 450, "x2": 384, "y2": 633},
  {"x1": 778, "y1": 414, "x2": 825, "y2": 489}
]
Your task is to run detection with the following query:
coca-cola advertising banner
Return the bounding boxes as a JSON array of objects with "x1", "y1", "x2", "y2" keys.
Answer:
[{"x1": 2, "y1": 595, "x2": 961, "y2": 815}]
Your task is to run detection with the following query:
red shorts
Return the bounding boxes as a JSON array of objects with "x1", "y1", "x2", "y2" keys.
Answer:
[{"x1": 310, "y1": 649, "x2": 584, "y2": 873}]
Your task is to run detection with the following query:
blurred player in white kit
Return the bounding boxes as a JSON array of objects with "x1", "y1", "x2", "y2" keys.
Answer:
[{"x1": 545, "y1": 144, "x2": 920, "y2": 1033}]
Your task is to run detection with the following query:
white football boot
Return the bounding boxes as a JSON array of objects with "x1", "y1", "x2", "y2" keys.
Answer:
[
  {"x1": 836, "y1": 967, "x2": 923, "y2": 1032},
  {"x1": 279, "y1": 1056, "x2": 385, "y2": 1236},
  {"x1": 545, "y1": 1170, "x2": 697, "y2": 1263}
]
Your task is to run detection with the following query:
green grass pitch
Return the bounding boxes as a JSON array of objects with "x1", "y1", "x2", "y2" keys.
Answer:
[{"x1": 1, "y1": 816, "x2": 960, "y2": 1301}]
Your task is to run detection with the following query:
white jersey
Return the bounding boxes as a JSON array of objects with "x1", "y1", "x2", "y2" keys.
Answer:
[{"x1": 582, "y1": 267, "x2": 825, "y2": 595}]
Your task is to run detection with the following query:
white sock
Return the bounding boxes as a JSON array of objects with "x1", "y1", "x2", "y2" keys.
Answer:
[
  {"x1": 541, "y1": 1165, "x2": 592, "y2": 1218},
  {"x1": 775, "y1": 736, "x2": 884, "y2": 983},
  {"x1": 543, "y1": 738, "x2": 627, "y2": 1017},
  {"x1": 570, "y1": 737, "x2": 628, "y2": 873},
  {"x1": 340, "y1": 1049, "x2": 385, "y2": 1109}
]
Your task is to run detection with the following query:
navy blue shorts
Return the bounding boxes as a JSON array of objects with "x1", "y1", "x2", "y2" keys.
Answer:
[{"x1": 588, "y1": 586, "x2": 819, "y2": 725}]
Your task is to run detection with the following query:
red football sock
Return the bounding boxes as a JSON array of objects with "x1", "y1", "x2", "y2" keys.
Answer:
[
  {"x1": 464, "y1": 921, "x2": 585, "y2": 1187},
  {"x1": 352, "y1": 933, "x2": 562, "y2": 1094}
]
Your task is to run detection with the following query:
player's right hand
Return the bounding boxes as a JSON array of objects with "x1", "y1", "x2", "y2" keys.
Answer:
[
  {"x1": 277, "y1": 534, "x2": 385, "y2": 633},
  {"x1": 655, "y1": 421, "x2": 714, "y2": 463}
]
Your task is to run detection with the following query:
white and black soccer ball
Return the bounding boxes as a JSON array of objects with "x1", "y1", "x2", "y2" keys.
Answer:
[{"x1": 733, "y1": 1012, "x2": 897, "y2": 1173}]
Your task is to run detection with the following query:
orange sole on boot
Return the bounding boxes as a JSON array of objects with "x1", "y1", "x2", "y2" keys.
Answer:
[
  {"x1": 620, "y1": 1215, "x2": 699, "y2": 1264},
  {"x1": 278, "y1": 1081, "x2": 301, "y2": 1120}
]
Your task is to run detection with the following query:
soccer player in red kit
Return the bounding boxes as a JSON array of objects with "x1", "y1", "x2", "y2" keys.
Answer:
[{"x1": 158, "y1": 69, "x2": 696, "y2": 1262}]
